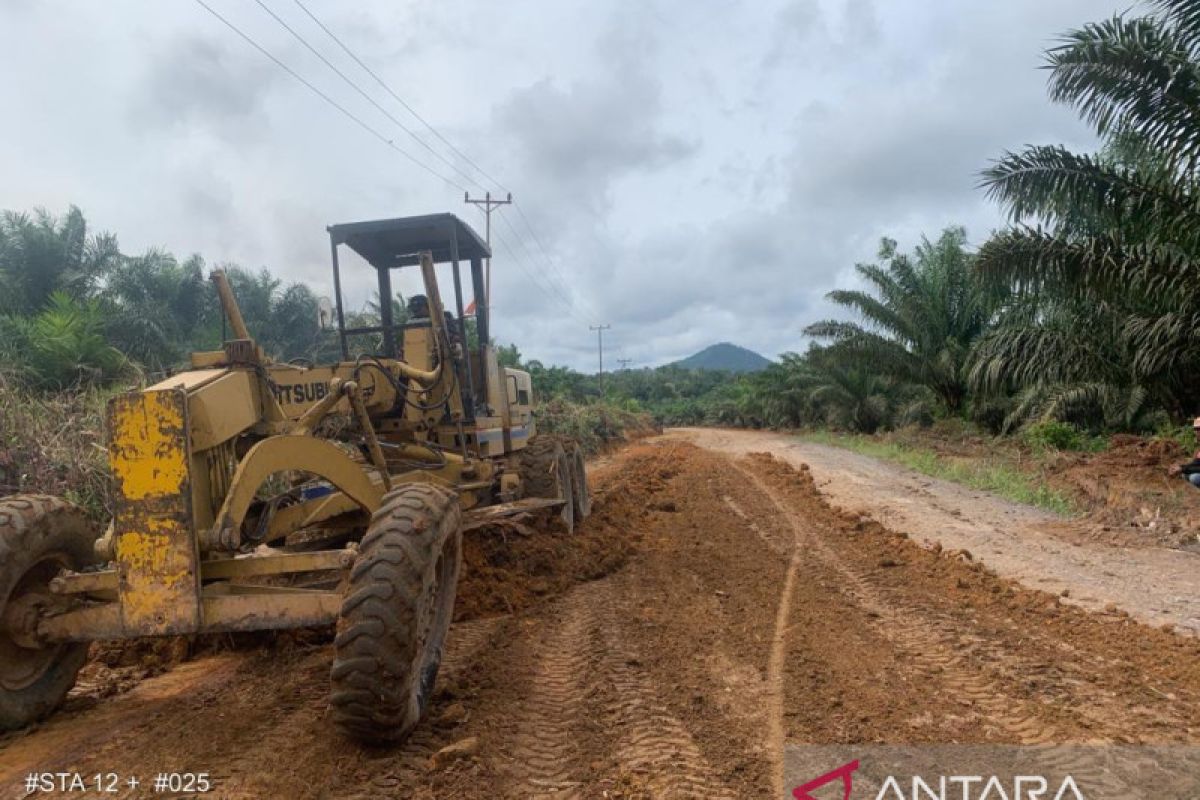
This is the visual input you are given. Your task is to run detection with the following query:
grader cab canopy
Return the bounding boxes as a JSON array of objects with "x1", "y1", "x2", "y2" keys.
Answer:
[{"x1": 328, "y1": 213, "x2": 492, "y2": 415}]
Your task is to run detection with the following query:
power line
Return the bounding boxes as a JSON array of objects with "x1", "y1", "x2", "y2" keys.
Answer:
[
  {"x1": 192, "y1": 0, "x2": 466, "y2": 192},
  {"x1": 485, "y1": 219, "x2": 594, "y2": 329},
  {"x1": 458, "y1": 203, "x2": 590, "y2": 328},
  {"x1": 494, "y1": 210, "x2": 602, "y2": 322},
  {"x1": 252, "y1": 0, "x2": 484, "y2": 193},
  {"x1": 292, "y1": 0, "x2": 511, "y2": 195},
  {"x1": 502, "y1": 205, "x2": 604, "y2": 322},
  {"x1": 200, "y1": 0, "x2": 602, "y2": 332},
  {"x1": 511, "y1": 201, "x2": 596, "y2": 315},
  {"x1": 590, "y1": 324, "x2": 612, "y2": 391},
  {"x1": 287, "y1": 0, "x2": 604, "y2": 323}
]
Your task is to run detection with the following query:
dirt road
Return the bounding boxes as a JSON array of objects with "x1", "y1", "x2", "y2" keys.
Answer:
[
  {"x1": 673, "y1": 427, "x2": 1200, "y2": 634},
  {"x1": 3, "y1": 437, "x2": 1200, "y2": 798}
]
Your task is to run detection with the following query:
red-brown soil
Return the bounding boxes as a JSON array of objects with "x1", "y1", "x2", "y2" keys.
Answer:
[{"x1": 3, "y1": 439, "x2": 1199, "y2": 799}]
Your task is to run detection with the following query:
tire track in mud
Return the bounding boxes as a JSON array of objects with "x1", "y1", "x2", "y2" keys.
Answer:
[
  {"x1": 722, "y1": 493, "x2": 798, "y2": 798},
  {"x1": 500, "y1": 590, "x2": 594, "y2": 799},
  {"x1": 591, "y1": 581, "x2": 740, "y2": 800},
  {"x1": 733, "y1": 460, "x2": 1134, "y2": 797},
  {"x1": 328, "y1": 615, "x2": 508, "y2": 800},
  {"x1": 492, "y1": 576, "x2": 741, "y2": 800},
  {"x1": 736, "y1": 463, "x2": 1064, "y2": 745},
  {"x1": 751, "y1": 456, "x2": 1187, "y2": 742},
  {"x1": 733, "y1": 448, "x2": 1193, "y2": 742}
]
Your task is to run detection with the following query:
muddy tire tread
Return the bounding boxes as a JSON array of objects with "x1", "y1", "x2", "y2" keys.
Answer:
[
  {"x1": 0, "y1": 494, "x2": 96, "y2": 731},
  {"x1": 329, "y1": 484, "x2": 462, "y2": 743}
]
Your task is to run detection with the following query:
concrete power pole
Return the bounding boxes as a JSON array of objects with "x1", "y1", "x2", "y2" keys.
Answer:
[
  {"x1": 590, "y1": 324, "x2": 611, "y2": 393},
  {"x1": 463, "y1": 192, "x2": 512, "y2": 313}
]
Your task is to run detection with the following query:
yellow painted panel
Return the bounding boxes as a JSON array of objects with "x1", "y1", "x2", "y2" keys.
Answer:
[
  {"x1": 187, "y1": 371, "x2": 259, "y2": 451},
  {"x1": 148, "y1": 368, "x2": 225, "y2": 392},
  {"x1": 109, "y1": 388, "x2": 202, "y2": 635},
  {"x1": 108, "y1": 390, "x2": 189, "y2": 500},
  {"x1": 115, "y1": 519, "x2": 194, "y2": 623}
]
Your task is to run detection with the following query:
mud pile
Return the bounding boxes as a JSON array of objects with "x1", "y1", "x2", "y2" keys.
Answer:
[
  {"x1": 743, "y1": 450, "x2": 1200, "y2": 722},
  {"x1": 454, "y1": 443, "x2": 676, "y2": 620},
  {"x1": 1049, "y1": 436, "x2": 1200, "y2": 547}
]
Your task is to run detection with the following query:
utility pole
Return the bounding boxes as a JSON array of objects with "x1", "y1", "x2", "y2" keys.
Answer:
[
  {"x1": 616, "y1": 358, "x2": 632, "y2": 371},
  {"x1": 590, "y1": 324, "x2": 611, "y2": 393},
  {"x1": 464, "y1": 191, "x2": 512, "y2": 313}
]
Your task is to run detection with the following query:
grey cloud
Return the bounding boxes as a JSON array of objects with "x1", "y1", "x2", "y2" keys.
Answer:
[
  {"x1": 492, "y1": 74, "x2": 694, "y2": 217},
  {"x1": 134, "y1": 35, "x2": 279, "y2": 137},
  {"x1": 0, "y1": 0, "x2": 1128, "y2": 371},
  {"x1": 843, "y1": 0, "x2": 881, "y2": 47}
]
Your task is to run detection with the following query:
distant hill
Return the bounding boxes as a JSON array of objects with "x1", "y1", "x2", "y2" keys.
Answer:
[{"x1": 672, "y1": 342, "x2": 772, "y2": 373}]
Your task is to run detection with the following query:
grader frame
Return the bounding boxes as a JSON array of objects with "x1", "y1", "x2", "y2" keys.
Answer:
[{"x1": 0, "y1": 213, "x2": 587, "y2": 741}]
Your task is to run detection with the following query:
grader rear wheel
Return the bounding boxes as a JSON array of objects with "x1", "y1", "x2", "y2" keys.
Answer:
[
  {"x1": 329, "y1": 483, "x2": 463, "y2": 744},
  {"x1": 0, "y1": 495, "x2": 98, "y2": 732},
  {"x1": 563, "y1": 440, "x2": 591, "y2": 523},
  {"x1": 519, "y1": 435, "x2": 575, "y2": 533}
]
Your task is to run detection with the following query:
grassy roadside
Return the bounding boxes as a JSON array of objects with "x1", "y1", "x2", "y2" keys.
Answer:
[{"x1": 797, "y1": 430, "x2": 1077, "y2": 515}]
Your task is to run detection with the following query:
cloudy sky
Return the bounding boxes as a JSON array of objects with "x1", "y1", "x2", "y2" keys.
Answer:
[{"x1": 0, "y1": 0, "x2": 1116, "y2": 370}]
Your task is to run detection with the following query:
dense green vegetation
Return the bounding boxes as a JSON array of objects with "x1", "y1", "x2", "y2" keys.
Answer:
[{"x1": 0, "y1": 207, "x2": 341, "y2": 388}]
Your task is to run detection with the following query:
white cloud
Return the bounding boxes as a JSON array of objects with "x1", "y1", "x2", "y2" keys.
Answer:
[{"x1": 0, "y1": 0, "x2": 1117, "y2": 369}]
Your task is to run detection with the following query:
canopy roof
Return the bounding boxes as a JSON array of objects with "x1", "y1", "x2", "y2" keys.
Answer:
[{"x1": 327, "y1": 213, "x2": 490, "y2": 268}]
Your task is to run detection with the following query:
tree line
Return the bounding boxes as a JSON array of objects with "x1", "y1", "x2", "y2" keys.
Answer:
[{"x1": 0, "y1": 207, "x2": 430, "y2": 389}]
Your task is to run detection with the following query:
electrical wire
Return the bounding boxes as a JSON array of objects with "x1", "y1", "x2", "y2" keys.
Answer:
[
  {"x1": 510, "y1": 201, "x2": 602, "y2": 319},
  {"x1": 292, "y1": 0, "x2": 513, "y2": 196},
  {"x1": 494, "y1": 209, "x2": 601, "y2": 322},
  {"x1": 484, "y1": 214, "x2": 595, "y2": 329},
  {"x1": 199, "y1": 0, "x2": 604, "y2": 329},
  {"x1": 252, "y1": 0, "x2": 485, "y2": 193},
  {"x1": 193, "y1": 0, "x2": 468, "y2": 193},
  {"x1": 285, "y1": 0, "x2": 604, "y2": 324}
]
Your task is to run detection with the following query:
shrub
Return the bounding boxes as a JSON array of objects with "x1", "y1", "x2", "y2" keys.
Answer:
[
  {"x1": 534, "y1": 399, "x2": 656, "y2": 454},
  {"x1": 1022, "y1": 420, "x2": 1084, "y2": 451},
  {"x1": 2, "y1": 292, "x2": 132, "y2": 390},
  {"x1": 0, "y1": 373, "x2": 115, "y2": 518}
]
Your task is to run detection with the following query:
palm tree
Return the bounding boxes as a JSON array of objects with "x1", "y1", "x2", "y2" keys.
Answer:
[
  {"x1": 101, "y1": 250, "x2": 211, "y2": 371},
  {"x1": 0, "y1": 207, "x2": 120, "y2": 315},
  {"x1": 803, "y1": 345, "x2": 906, "y2": 433},
  {"x1": 1, "y1": 292, "x2": 129, "y2": 389},
  {"x1": 976, "y1": 0, "x2": 1200, "y2": 425},
  {"x1": 805, "y1": 227, "x2": 994, "y2": 412}
]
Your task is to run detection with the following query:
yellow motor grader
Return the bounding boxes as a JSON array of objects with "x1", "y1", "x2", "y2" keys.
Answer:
[{"x1": 0, "y1": 213, "x2": 588, "y2": 742}]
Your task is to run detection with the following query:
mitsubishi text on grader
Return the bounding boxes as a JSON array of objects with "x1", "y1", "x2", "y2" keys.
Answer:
[{"x1": 0, "y1": 213, "x2": 589, "y2": 742}]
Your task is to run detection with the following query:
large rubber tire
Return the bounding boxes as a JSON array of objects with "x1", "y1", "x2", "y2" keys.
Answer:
[
  {"x1": 563, "y1": 440, "x2": 591, "y2": 523},
  {"x1": 519, "y1": 435, "x2": 574, "y2": 534},
  {"x1": 0, "y1": 495, "x2": 98, "y2": 731},
  {"x1": 330, "y1": 484, "x2": 463, "y2": 744}
]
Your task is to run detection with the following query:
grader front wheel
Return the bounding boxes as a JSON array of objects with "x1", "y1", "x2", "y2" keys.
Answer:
[
  {"x1": 0, "y1": 496, "x2": 97, "y2": 731},
  {"x1": 329, "y1": 484, "x2": 463, "y2": 744}
]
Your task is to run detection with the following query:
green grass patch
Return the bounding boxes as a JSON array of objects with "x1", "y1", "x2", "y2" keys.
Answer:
[{"x1": 798, "y1": 430, "x2": 1076, "y2": 516}]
